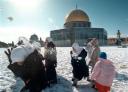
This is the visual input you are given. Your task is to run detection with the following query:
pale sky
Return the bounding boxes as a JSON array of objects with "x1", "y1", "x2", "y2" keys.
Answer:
[{"x1": 0, "y1": 0, "x2": 128, "y2": 43}]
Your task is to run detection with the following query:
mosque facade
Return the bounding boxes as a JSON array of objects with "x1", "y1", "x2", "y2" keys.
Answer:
[{"x1": 50, "y1": 9, "x2": 107, "y2": 46}]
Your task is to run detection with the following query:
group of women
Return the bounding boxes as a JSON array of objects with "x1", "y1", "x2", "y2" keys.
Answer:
[
  {"x1": 70, "y1": 38, "x2": 100, "y2": 86},
  {"x1": 70, "y1": 38, "x2": 116, "y2": 92},
  {"x1": 5, "y1": 37, "x2": 115, "y2": 92},
  {"x1": 5, "y1": 37, "x2": 57, "y2": 92}
]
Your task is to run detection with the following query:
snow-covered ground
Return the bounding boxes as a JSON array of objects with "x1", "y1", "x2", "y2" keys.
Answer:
[{"x1": 0, "y1": 47, "x2": 128, "y2": 92}]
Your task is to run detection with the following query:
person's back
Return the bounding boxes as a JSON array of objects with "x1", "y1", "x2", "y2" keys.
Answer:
[
  {"x1": 91, "y1": 52, "x2": 116, "y2": 92},
  {"x1": 23, "y1": 50, "x2": 47, "y2": 92},
  {"x1": 91, "y1": 59, "x2": 115, "y2": 86},
  {"x1": 88, "y1": 38, "x2": 100, "y2": 70},
  {"x1": 5, "y1": 45, "x2": 47, "y2": 92}
]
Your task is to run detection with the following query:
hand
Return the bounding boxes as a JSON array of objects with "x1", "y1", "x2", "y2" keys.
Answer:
[
  {"x1": 4, "y1": 48, "x2": 13, "y2": 64},
  {"x1": 78, "y1": 57, "x2": 82, "y2": 60}
]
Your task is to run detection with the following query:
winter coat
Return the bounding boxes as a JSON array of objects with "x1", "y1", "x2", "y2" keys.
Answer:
[
  {"x1": 8, "y1": 50, "x2": 47, "y2": 92},
  {"x1": 91, "y1": 58, "x2": 116, "y2": 87},
  {"x1": 71, "y1": 49, "x2": 89, "y2": 80},
  {"x1": 44, "y1": 42, "x2": 57, "y2": 68},
  {"x1": 86, "y1": 42, "x2": 93, "y2": 58},
  {"x1": 44, "y1": 42, "x2": 57, "y2": 83},
  {"x1": 88, "y1": 46, "x2": 100, "y2": 68}
]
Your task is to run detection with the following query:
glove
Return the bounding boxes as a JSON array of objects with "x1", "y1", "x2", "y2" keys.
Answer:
[{"x1": 4, "y1": 48, "x2": 13, "y2": 64}]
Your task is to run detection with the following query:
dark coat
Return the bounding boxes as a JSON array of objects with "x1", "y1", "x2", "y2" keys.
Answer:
[
  {"x1": 71, "y1": 49, "x2": 89, "y2": 80},
  {"x1": 44, "y1": 42, "x2": 57, "y2": 84},
  {"x1": 7, "y1": 50, "x2": 47, "y2": 92}
]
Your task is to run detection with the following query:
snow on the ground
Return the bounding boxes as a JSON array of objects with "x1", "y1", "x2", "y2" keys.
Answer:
[
  {"x1": 101, "y1": 47, "x2": 128, "y2": 92},
  {"x1": 0, "y1": 47, "x2": 128, "y2": 92}
]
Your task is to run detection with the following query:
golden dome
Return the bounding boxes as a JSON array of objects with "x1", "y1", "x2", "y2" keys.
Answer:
[{"x1": 65, "y1": 9, "x2": 90, "y2": 23}]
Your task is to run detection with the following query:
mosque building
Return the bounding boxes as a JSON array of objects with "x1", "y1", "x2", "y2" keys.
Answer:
[{"x1": 50, "y1": 8, "x2": 107, "y2": 46}]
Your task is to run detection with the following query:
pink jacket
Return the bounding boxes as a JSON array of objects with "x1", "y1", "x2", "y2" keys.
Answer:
[{"x1": 91, "y1": 58, "x2": 116, "y2": 87}]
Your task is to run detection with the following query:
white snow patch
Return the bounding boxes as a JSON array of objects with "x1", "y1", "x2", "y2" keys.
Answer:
[{"x1": 0, "y1": 47, "x2": 128, "y2": 92}]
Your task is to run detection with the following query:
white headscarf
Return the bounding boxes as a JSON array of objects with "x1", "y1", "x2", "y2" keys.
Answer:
[
  {"x1": 11, "y1": 36, "x2": 43, "y2": 64},
  {"x1": 32, "y1": 41, "x2": 41, "y2": 51},
  {"x1": 11, "y1": 44, "x2": 35, "y2": 64},
  {"x1": 72, "y1": 43, "x2": 83, "y2": 55}
]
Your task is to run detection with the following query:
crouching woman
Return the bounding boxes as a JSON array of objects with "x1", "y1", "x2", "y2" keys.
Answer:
[{"x1": 5, "y1": 44, "x2": 47, "y2": 92}]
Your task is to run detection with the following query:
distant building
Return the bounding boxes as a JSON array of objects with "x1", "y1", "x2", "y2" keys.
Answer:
[
  {"x1": 107, "y1": 30, "x2": 128, "y2": 45},
  {"x1": 107, "y1": 37, "x2": 117, "y2": 45},
  {"x1": 108, "y1": 35, "x2": 128, "y2": 45},
  {"x1": 50, "y1": 8, "x2": 107, "y2": 46}
]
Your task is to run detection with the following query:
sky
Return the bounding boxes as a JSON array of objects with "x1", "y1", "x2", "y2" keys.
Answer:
[{"x1": 0, "y1": 0, "x2": 128, "y2": 43}]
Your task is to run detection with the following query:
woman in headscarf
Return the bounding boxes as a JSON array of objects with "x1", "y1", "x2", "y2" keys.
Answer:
[
  {"x1": 44, "y1": 37, "x2": 57, "y2": 85},
  {"x1": 70, "y1": 43, "x2": 89, "y2": 86},
  {"x1": 86, "y1": 39, "x2": 94, "y2": 81},
  {"x1": 5, "y1": 39, "x2": 47, "y2": 92},
  {"x1": 88, "y1": 38, "x2": 100, "y2": 72}
]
